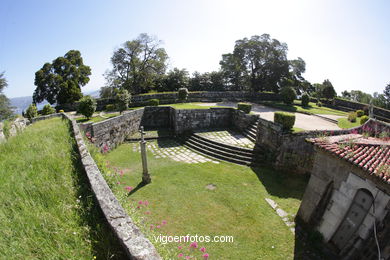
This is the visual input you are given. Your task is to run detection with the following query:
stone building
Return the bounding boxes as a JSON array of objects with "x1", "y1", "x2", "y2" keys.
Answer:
[{"x1": 297, "y1": 132, "x2": 390, "y2": 259}]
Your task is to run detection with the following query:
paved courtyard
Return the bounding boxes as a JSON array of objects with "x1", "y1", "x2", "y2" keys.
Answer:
[
  {"x1": 131, "y1": 139, "x2": 219, "y2": 164},
  {"x1": 198, "y1": 102, "x2": 344, "y2": 131},
  {"x1": 195, "y1": 129, "x2": 255, "y2": 148}
]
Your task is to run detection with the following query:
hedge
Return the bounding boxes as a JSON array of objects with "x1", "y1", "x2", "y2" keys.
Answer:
[
  {"x1": 348, "y1": 112, "x2": 357, "y2": 122},
  {"x1": 356, "y1": 110, "x2": 364, "y2": 117},
  {"x1": 147, "y1": 99, "x2": 159, "y2": 106},
  {"x1": 105, "y1": 104, "x2": 116, "y2": 112},
  {"x1": 360, "y1": 115, "x2": 369, "y2": 125},
  {"x1": 274, "y1": 111, "x2": 295, "y2": 130},
  {"x1": 237, "y1": 103, "x2": 252, "y2": 114}
]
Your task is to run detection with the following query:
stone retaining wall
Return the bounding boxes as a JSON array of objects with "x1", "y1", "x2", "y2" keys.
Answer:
[
  {"x1": 0, "y1": 117, "x2": 30, "y2": 143},
  {"x1": 57, "y1": 91, "x2": 282, "y2": 112},
  {"x1": 254, "y1": 118, "x2": 388, "y2": 174},
  {"x1": 141, "y1": 106, "x2": 173, "y2": 129},
  {"x1": 173, "y1": 108, "x2": 234, "y2": 135},
  {"x1": 91, "y1": 109, "x2": 144, "y2": 151},
  {"x1": 232, "y1": 110, "x2": 259, "y2": 132}
]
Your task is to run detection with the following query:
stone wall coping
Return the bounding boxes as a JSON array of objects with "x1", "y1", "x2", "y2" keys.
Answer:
[{"x1": 34, "y1": 113, "x2": 161, "y2": 260}]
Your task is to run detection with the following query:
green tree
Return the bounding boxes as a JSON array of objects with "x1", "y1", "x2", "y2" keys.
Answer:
[
  {"x1": 321, "y1": 79, "x2": 336, "y2": 100},
  {"x1": 280, "y1": 86, "x2": 296, "y2": 104},
  {"x1": 105, "y1": 33, "x2": 168, "y2": 94},
  {"x1": 77, "y1": 96, "x2": 96, "y2": 119},
  {"x1": 220, "y1": 34, "x2": 292, "y2": 92},
  {"x1": 384, "y1": 83, "x2": 390, "y2": 105},
  {"x1": 25, "y1": 104, "x2": 38, "y2": 120},
  {"x1": 115, "y1": 89, "x2": 131, "y2": 113},
  {"x1": 33, "y1": 50, "x2": 91, "y2": 105},
  {"x1": 0, "y1": 72, "x2": 14, "y2": 120},
  {"x1": 41, "y1": 104, "x2": 56, "y2": 115},
  {"x1": 156, "y1": 68, "x2": 189, "y2": 92},
  {"x1": 99, "y1": 86, "x2": 116, "y2": 99}
]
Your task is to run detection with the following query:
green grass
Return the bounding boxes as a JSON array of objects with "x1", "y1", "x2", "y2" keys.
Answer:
[
  {"x1": 92, "y1": 141, "x2": 309, "y2": 259},
  {"x1": 261, "y1": 101, "x2": 348, "y2": 116},
  {"x1": 76, "y1": 112, "x2": 120, "y2": 123},
  {"x1": 292, "y1": 127, "x2": 305, "y2": 133},
  {"x1": 337, "y1": 117, "x2": 362, "y2": 129},
  {"x1": 0, "y1": 118, "x2": 125, "y2": 259}
]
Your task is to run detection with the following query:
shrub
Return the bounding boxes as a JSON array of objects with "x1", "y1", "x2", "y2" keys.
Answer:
[
  {"x1": 116, "y1": 89, "x2": 131, "y2": 113},
  {"x1": 147, "y1": 99, "x2": 159, "y2": 106},
  {"x1": 301, "y1": 93, "x2": 310, "y2": 107},
  {"x1": 362, "y1": 105, "x2": 369, "y2": 115},
  {"x1": 25, "y1": 104, "x2": 38, "y2": 120},
  {"x1": 178, "y1": 88, "x2": 189, "y2": 101},
  {"x1": 317, "y1": 101, "x2": 322, "y2": 107},
  {"x1": 360, "y1": 115, "x2": 369, "y2": 125},
  {"x1": 274, "y1": 111, "x2": 295, "y2": 130},
  {"x1": 77, "y1": 96, "x2": 96, "y2": 119},
  {"x1": 105, "y1": 104, "x2": 116, "y2": 112},
  {"x1": 356, "y1": 110, "x2": 364, "y2": 117},
  {"x1": 41, "y1": 104, "x2": 56, "y2": 115},
  {"x1": 59, "y1": 109, "x2": 64, "y2": 113},
  {"x1": 347, "y1": 112, "x2": 357, "y2": 122},
  {"x1": 237, "y1": 103, "x2": 252, "y2": 114},
  {"x1": 280, "y1": 86, "x2": 296, "y2": 105}
]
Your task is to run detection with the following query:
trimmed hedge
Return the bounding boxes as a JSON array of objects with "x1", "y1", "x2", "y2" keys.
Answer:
[
  {"x1": 360, "y1": 115, "x2": 369, "y2": 125},
  {"x1": 147, "y1": 99, "x2": 159, "y2": 106},
  {"x1": 348, "y1": 112, "x2": 357, "y2": 122},
  {"x1": 105, "y1": 104, "x2": 116, "y2": 111},
  {"x1": 281, "y1": 86, "x2": 296, "y2": 105},
  {"x1": 301, "y1": 93, "x2": 310, "y2": 107},
  {"x1": 274, "y1": 111, "x2": 295, "y2": 130},
  {"x1": 356, "y1": 110, "x2": 364, "y2": 117},
  {"x1": 237, "y1": 103, "x2": 252, "y2": 114}
]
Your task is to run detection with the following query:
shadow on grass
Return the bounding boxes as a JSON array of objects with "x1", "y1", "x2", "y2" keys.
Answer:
[
  {"x1": 127, "y1": 181, "x2": 148, "y2": 197},
  {"x1": 67, "y1": 120, "x2": 127, "y2": 260},
  {"x1": 250, "y1": 166, "x2": 309, "y2": 200}
]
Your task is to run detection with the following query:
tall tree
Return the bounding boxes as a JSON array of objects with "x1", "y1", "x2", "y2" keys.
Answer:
[
  {"x1": 220, "y1": 34, "x2": 291, "y2": 92},
  {"x1": 33, "y1": 50, "x2": 91, "y2": 105},
  {"x1": 384, "y1": 83, "x2": 390, "y2": 105},
  {"x1": 321, "y1": 79, "x2": 336, "y2": 100},
  {"x1": 0, "y1": 72, "x2": 14, "y2": 120},
  {"x1": 156, "y1": 68, "x2": 189, "y2": 92},
  {"x1": 105, "y1": 33, "x2": 168, "y2": 94}
]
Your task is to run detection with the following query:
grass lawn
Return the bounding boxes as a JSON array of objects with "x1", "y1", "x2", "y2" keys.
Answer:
[
  {"x1": 92, "y1": 141, "x2": 309, "y2": 259},
  {"x1": 0, "y1": 118, "x2": 125, "y2": 259},
  {"x1": 76, "y1": 112, "x2": 120, "y2": 123},
  {"x1": 260, "y1": 101, "x2": 348, "y2": 116},
  {"x1": 337, "y1": 117, "x2": 362, "y2": 129}
]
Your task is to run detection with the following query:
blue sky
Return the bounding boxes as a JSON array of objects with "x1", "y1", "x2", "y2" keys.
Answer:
[{"x1": 0, "y1": 0, "x2": 389, "y2": 98}]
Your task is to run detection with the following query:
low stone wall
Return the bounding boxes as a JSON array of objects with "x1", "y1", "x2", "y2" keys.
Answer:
[
  {"x1": 0, "y1": 117, "x2": 30, "y2": 143},
  {"x1": 254, "y1": 118, "x2": 388, "y2": 174},
  {"x1": 57, "y1": 91, "x2": 282, "y2": 112},
  {"x1": 232, "y1": 110, "x2": 259, "y2": 131},
  {"x1": 91, "y1": 109, "x2": 144, "y2": 151},
  {"x1": 141, "y1": 106, "x2": 173, "y2": 129},
  {"x1": 173, "y1": 108, "x2": 233, "y2": 134}
]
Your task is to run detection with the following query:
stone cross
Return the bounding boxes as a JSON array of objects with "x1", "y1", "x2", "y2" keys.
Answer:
[{"x1": 139, "y1": 126, "x2": 151, "y2": 184}]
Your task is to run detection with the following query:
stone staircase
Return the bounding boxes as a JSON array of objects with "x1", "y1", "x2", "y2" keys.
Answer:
[
  {"x1": 182, "y1": 133, "x2": 264, "y2": 166},
  {"x1": 242, "y1": 119, "x2": 259, "y2": 143}
]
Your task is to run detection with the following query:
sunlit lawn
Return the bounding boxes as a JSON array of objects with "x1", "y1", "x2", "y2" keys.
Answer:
[
  {"x1": 93, "y1": 141, "x2": 309, "y2": 259},
  {"x1": 337, "y1": 117, "x2": 362, "y2": 129},
  {"x1": 261, "y1": 101, "x2": 348, "y2": 116}
]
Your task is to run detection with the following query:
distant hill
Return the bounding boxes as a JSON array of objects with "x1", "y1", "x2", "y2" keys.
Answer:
[{"x1": 9, "y1": 90, "x2": 100, "y2": 115}]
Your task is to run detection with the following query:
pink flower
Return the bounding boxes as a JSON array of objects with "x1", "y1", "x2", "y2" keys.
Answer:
[
  {"x1": 203, "y1": 253, "x2": 209, "y2": 259},
  {"x1": 145, "y1": 211, "x2": 151, "y2": 215},
  {"x1": 156, "y1": 225, "x2": 161, "y2": 229},
  {"x1": 125, "y1": 186, "x2": 133, "y2": 192},
  {"x1": 116, "y1": 181, "x2": 121, "y2": 185},
  {"x1": 119, "y1": 170, "x2": 124, "y2": 176},
  {"x1": 136, "y1": 206, "x2": 140, "y2": 209},
  {"x1": 138, "y1": 200, "x2": 143, "y2": 205},
  {"x1": 178, "y1": 253, "x2": 183, "y2": 258},
  {"x1": 200, "y1": 247, "x2": 206, "y2": 252},
  {"x1": 86, "y1": 132, "x2": 91, "y2": 138},
  {"x1": 190, "y1": 242, "x2": 198, "y2": 248},
  {"x1": 162, "y1": 220, "x2": 167, "y2": 225},
  {"x1": 178, "y1": 245, "x2": 183, "y2": 250},
  {"x1": 144, "y1": 200, "x2": 149, "y2": 206},
  {"x1": 185, "y1": 256, "x2": 191, "y2": 259}
]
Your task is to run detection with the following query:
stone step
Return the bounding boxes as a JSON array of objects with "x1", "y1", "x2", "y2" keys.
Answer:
[
  {"x1": 184, "y1": 141, "x2": 251, "y2": 166},
  {"x1": 193, "y1": 133, "x2": 254, "y2": 153},
  {"x1": 190, "y1": 135, "x2": 254, "y2": 157}
]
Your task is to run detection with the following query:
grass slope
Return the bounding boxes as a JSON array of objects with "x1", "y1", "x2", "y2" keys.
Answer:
[
  {"x1": 337, "y1": 117, "x2": 362, "y2": 129},
  {"x1": 93, "y1": 142, "x2": 309, "y2": 259},
  {"x1": 261, "y1": 101, "x2": 348, "y2": 116},
  {"x1": 0, "y1": 118, "x2": 125, "y2": 259}
]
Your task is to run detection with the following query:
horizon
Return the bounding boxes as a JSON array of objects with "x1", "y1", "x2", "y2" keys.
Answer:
[{"x1": 1, "y1": 0, "x2": 389, "y2": 98}]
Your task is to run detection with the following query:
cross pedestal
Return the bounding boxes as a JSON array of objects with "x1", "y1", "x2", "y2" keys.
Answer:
[{"x1": 139, "y1": 126, "x2": 151, "y2": 184}]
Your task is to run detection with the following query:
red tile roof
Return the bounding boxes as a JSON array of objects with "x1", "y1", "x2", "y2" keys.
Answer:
[{"x1": 308, "y1": 134, "x2": 390, "y2": 184}]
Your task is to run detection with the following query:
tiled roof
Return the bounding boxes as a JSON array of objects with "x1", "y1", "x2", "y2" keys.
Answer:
[{"x1": 308, "y1": 134, "x2": 390, "y2": 184}]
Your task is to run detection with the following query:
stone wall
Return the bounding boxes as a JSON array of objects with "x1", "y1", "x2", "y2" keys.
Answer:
[
  {"x1": 141, "y1": 106, "x2": 174, "y2": 129},
  {"x1": 0, "y1": 117, "x2": 30, "y2": 143},
  {"x1": 91, "y1": 109, "x2": 144, "y2": 151},
  {"x1": 254, "y1": 118, "x2": 387, "y2": 174},
  {"x1": 297, "y1": 149, "x2": 390, "y2": 259},
  {"x1": 232, "y1": 110, "x2": 259, "y2": 131},
  {"x1": 173, "y1": 108, "x2": 233, "y2": 134},
  {"x1": 57, "y1": 91, "x2": 282, "y2": 112}
]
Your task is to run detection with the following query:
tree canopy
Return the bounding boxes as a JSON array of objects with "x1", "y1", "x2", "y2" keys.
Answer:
[
  {"x1": 105, "y1": 33, "x2": 168, "y2": 94},
  {"x1": 33, "y1": 50, "x2": 91, "y2": 105},
  {"x1": 220, "y1": 34, "x2": 304, "y2": 92},
  {"x1": 0, "y1": 72, "x2": 14, "y2": 120}
]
